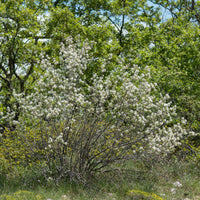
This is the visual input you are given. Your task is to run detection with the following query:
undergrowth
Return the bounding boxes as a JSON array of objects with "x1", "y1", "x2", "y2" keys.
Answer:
[{"x1": 1, "y1": 159, "x2": 200, "y2": 200}]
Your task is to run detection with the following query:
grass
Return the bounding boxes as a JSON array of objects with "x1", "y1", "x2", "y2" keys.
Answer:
[{"x1": 1, "y1": 159, "x2": 200, "y2": 200}]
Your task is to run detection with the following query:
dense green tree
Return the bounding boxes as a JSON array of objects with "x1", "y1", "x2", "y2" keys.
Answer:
[
  {"x1": 151, "y1": 19, "x2": 200, "y2": 133},
  {"x1": 0, "y1": 0, "x2": 50, "y2": 130},
  {"x1": 51, "y1": 0, "x2": 161, "y2": 49},
  {"x1": 150, "y1": 0, "x2": 200, "y2": 24},
  {"x1": 124, "y1": 16, "x2": 200, "y2": 133}
]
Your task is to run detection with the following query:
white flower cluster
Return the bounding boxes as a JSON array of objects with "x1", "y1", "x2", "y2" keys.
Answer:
[
  {"x1": 171, "y1": 181, "x2": 183, "y2": 195},
  {"x1": 12, "y1": 37, "x2": 194, "y2": 155}
]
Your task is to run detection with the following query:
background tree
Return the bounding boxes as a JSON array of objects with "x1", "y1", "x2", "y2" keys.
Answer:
[
  {"x1": 51, "y1": 0, "x2": 161, "y2": 51},
  {"x1": 0, "y1": 0, "x2": 51, "y2": 130},
  {"x1": 149, "y1": 0, "x2": 200, "y2": 24}
]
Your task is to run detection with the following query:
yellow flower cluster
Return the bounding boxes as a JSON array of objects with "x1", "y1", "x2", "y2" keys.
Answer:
[
  {"x1": 0, "y1": 190, "x2": 43, "y2": 200},
  {"x1": 128, "y1": 189, "x2": 165, "y2": 200}
]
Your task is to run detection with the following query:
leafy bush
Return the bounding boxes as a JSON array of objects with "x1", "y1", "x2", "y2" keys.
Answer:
[{"x1": 179, "y1": 139, "x2": 200, "y2": 164}]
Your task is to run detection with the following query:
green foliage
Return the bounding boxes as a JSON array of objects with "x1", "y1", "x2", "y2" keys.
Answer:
[
  {"x1": 189, "y1": 145, "x2": 200, "y2": 163},
  {"x1": 0, "y1": 128, "x2": 48, "y2": 167},
  {"x1": 124, "y1": 16, "x2": 200, "y2": 135},
  {"x1": 150, "y1": 0, "x2": 200, "y2": 24},
  {"x1": 52, "y1": 0, "x2": 160, "y2": 48},
  {"x1": 151, "y1": 20, "x2": 200, "y2": 133},
  {"x1": 0, "y1": 0, "x2": 48, "y2": 130},
  {"x1": 46, "y1": 6, "x2": 86, "y2": 41},
  {"x1": 175, "y1": 138, "x2": 200, "y2": 164}
]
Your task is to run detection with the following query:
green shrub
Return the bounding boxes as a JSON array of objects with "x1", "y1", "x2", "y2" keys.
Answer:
[
  {"x1": 172, "y1": 138, "x2": 200, "y2": 163},
  {"x1": 1, "y1": 128, "x2": 48, "y2": 167}
]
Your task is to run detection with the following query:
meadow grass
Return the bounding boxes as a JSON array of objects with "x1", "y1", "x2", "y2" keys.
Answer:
[{"x1": 1, "y1": 159, "x2": 200, "y2": 200}]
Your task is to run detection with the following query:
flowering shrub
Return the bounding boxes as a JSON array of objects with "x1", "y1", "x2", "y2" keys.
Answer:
[{"x1": 2, "y1": 37, "x2": 194, "y2": 182}]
